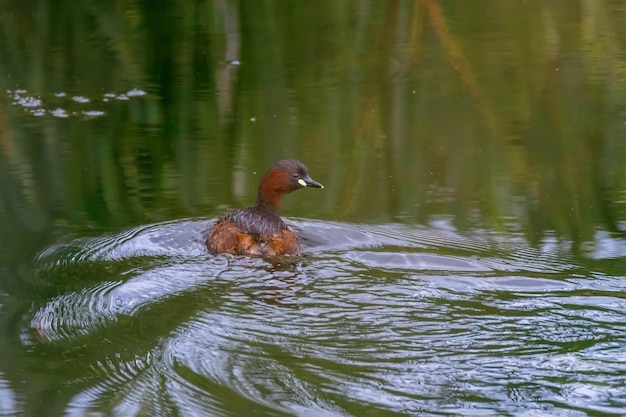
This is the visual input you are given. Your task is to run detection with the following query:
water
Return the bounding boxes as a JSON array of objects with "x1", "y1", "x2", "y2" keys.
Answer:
[
  {"x1": 16, "y1": 219, "x2": 624, "y2": 416},
  {"x1": 2, "y1": 0, "x2": 626, "y2": 415}
]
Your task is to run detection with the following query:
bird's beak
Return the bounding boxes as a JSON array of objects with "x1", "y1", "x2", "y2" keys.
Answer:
[{"x1": 298, "y1": 176, "x2": 324, "y2": 189}]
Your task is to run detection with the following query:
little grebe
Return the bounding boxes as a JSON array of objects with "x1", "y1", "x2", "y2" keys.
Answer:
[{"x1": 206, "y1": 159, "x2": 323, "y2": 256}]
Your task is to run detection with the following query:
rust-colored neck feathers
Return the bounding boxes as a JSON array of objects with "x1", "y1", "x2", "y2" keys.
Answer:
[{"x1": 256, "y1": 168, "x2": 291, "y2": 210}]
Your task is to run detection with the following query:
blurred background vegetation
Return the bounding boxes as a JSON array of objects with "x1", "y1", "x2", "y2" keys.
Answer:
[{"x1": 1, "y1": 0, "x2": 626, "y2": 256}]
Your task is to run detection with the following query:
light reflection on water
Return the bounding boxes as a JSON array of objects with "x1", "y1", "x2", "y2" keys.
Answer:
[
  {"x1": 28, "y1": 219, "x2": 626, "y2": 416},
  {"x1": 0, "y1": 374, "x2": 17, "y2": 415}
]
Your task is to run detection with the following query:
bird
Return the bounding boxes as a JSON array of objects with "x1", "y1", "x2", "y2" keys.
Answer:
[{"x1": 206, "y1": 159, "x2": 323, "y2": 256}]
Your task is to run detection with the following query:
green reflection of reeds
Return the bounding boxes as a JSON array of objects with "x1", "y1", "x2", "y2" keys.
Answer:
[{"x1": 1, "y1": 0, "x2": 626, "y2": 246}]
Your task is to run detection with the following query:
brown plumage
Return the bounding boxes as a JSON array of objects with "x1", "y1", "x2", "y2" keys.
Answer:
[{"x1": 206, "y1": 159, "x2": 323, "y2": 256}]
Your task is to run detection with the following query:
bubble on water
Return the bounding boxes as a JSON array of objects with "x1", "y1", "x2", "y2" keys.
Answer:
[
  {"x1": 126, "y1": 88, "x2": 146, "y2": 97},
  {"x1": 82, "y1": 110, "x2": 106, "y2": 118},
  {"x1": 15, "y1": 96, "x2": 42, "y2": 108},
  {"x1": 50, "y1": 108, "x2": 69, "y2": 118}
]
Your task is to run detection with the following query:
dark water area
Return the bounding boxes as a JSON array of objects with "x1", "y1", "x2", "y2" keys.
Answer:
[{"x1": 2, "y1": 1, "x2": 626, "y2": 416}]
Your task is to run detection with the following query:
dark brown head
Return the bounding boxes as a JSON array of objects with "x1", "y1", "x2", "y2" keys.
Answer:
[{"x1": 256, "y1": 159, "x2": 323, "y2": 209}]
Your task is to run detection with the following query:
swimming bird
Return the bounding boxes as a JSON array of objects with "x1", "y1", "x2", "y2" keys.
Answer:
[{"x1": 206, "y1": 159, "x2": 323, "y2": 256}]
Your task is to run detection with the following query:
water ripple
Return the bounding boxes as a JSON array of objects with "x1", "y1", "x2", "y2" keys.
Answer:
[{"x1": 26, "y1": 219, "x2": 626, "y2": 416}]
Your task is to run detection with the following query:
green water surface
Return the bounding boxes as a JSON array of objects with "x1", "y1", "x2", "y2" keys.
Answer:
[{"x1": 1, "y1": 1, "x2": 626, "y2": 416}]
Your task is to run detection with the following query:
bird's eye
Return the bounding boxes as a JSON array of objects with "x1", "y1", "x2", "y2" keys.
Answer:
[{"x1": 292, "y1": 173, "x2": 299, "y2": 179}]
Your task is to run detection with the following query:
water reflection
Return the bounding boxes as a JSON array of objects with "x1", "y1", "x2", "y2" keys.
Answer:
[
  {"x1": 1, "y1": 0, "x2": 626, "y2": 415},
  {"x1": 25, "y1": 219, "x2": 626, "y2": 416},
  {"x1": 0, "y1": 374, "x2": 17, "y2": 415}
]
